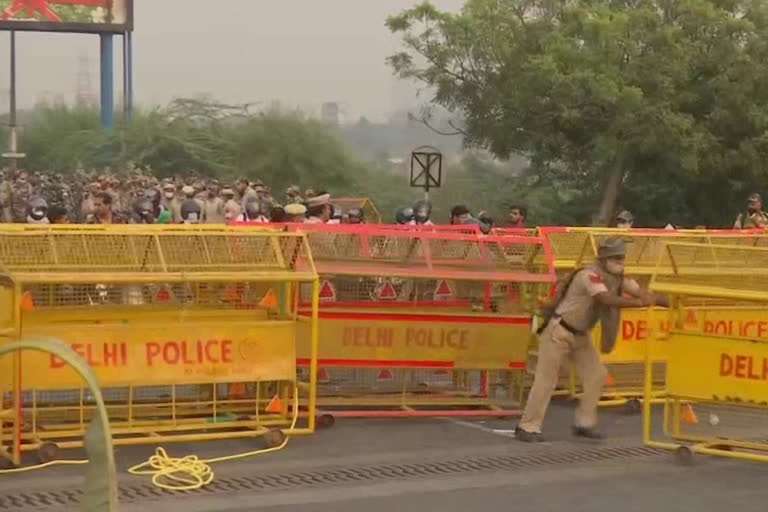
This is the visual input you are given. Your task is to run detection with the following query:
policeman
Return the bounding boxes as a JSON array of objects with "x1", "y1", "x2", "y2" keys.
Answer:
[
  {"x1": 284, "y1": 203, "x2": 307, "y2": 222},
  {"x1": 347, "y1": 208, "x2": 364, "y2": 224},
  {"x1": 305, "y1": 193, "x2": 333, "y2": 224},
  {"x1": 26, "y1": 196, "x2": 49, "y2": 224},
  {"x1": 161, "y1": 181, "x2": 182, "y2": 223},
  {"x1": 203, "y1": 181, "x2": 225, "y2": 224},
  {"x1": 616, "y1": 210, "x2": 634, "y2": 229},
  {"x1": 515, "y1": 237, "x2": 666, "y2": 442},
  {"x1": 237, "y1": 178, "x2": 258, "y2": 211},
  {"x1": 285, "y1": 185, "x2": 303, "y2": 205},
  {"x1": 0, "y1": 171, "x2": 11, "y2": 222},
  {"x1": 132, "y1": 198, "x2": 156, "y2": 224},
  {"x1": 733, "y1": 193, "x2": 768, "y2": 229},
  {"x1": 395, "y1": 207, "x2": 414, "y2": 225},
  {"x1": 11, "y1": 172, "x2": 32, "y2": 223},
  {"x1": 180, "y1": 198, "x2": 202, "y2": 224},
  {"x1": 412, "y1": 199, "x2": 433, "y2": 225}
]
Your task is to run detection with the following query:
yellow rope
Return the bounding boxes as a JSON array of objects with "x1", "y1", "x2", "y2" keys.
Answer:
[
  {"x1": 0, "y1": 458, "x2": 88, "y2": 474},
  {"x1": 0, "y1": 388, "x2": 299, "y2": 492},
  {"x1": 128, "y1": 390, "x2": 298, "y2": 491}
]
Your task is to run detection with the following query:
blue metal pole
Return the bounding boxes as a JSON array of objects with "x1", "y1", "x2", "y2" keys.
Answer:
[
  {"x1": 100, "y1": 33, "x2": 114, "y2": 129},
  {"x1": 127, "y1": 31, "x2": 134, "y2": 117},
  {"x1": 122, "y1": 31, "x2": 133, "y2": 119}
]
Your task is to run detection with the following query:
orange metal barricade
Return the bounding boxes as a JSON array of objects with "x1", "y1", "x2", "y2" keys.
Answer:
[{"x1": 248, "y1": 223, "x2": 556, "y2": 421}]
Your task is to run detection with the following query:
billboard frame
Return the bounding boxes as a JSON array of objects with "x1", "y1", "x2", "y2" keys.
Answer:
[{"x1": 0, "y1": 0, "x2": 134, "y2": 34}]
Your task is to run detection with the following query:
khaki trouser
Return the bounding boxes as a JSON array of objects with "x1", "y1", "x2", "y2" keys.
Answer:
[{"x1": 519, "y1": 320, "x2": 607, "y2": 433}]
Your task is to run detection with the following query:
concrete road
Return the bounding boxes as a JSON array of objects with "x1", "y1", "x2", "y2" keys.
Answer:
[{"x1": 2, "y1": 402, "x2": 766, "y2": 512}]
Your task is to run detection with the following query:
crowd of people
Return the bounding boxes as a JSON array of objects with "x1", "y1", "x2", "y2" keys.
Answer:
[
  {"x1": 5, "y1": 168, "x2": 768, "y2": 231},
  {"x1": 0, "y1": 170, "x2": 354, "y2": 225},
  {"x1": 0, "y1": 169, "x2": 532, "y2": 229}
]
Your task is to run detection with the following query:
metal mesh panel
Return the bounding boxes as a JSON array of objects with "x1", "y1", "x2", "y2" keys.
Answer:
[
  {"x1": 541, "y1": 228, "x2": 768, "y2": 275},
  {"x1": 297, "y1": 367, "x2": 521, "y2": 407},
  {"x1": 6, "y1": 381, "x2": 290, "y2": 442},
  {"x1": 651, "y1": 243, "x2": 768, "y2": 302},
  {"x1": 332, "y1": 198, "x2": 382, "y2": 224},
  {"x1": 0, "y1": 226, "x2": 315, "y2": 277},
  {"x1": 672, "y1": 401, "x2": 768, "y2": 441},
  {"x1": 290, "y1": 225, "x2": 554, "y2": 284},
  {"x1": 23, "y1": 281, "x2": 281, "y2": 310}
]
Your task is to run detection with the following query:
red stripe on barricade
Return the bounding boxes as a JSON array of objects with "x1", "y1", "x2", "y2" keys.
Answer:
[
  {"x1": 298, "y1": 300, "x2": 472, "y2": 309},
  {"x1": 297, "y1": 358, "x2": 527, "y2": 369},
  {"x1": 298, "y1": 310, "x2": 532, "y2": 325},
  {"x1": 296, "y1": 358, "x2": 455, "y2": 368}
]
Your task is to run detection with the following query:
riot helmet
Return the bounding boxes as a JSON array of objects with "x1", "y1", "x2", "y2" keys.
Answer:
[
  {"x1": 413, "y1": 200, "x2": 432, "y2": 224},
  {"x1": 27, "y1": 196, "x2": 49, "y2": 224},
  {"x1": 395, "y1": 207, "x2": 414, "y2": 225},
  {"x1": 347, "y1": 208, "x2": 364, "y2": 224},
  {"x1": 180, "y1": 199, "x2": 202, "y2": 224}
]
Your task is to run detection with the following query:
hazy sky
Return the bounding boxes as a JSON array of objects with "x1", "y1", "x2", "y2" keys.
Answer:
[{"x1": 0, "y1": 0, "x2": 464, "y2": 121}]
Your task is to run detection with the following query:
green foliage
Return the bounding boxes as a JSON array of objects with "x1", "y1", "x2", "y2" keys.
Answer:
[
  {"x1": 0, "y1": 1, "x2": 117, "y2": 23},
  {"x1": 387, "y1": 0, "x2": 768, "y2": 227},
  {"x1": 4, "y1": 100, "x2": 366, "y2": 195}
]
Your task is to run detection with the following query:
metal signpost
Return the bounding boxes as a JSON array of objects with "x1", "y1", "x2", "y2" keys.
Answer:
[{"x1": 410, "y1": 146, "x2": 443, "y2": 199}]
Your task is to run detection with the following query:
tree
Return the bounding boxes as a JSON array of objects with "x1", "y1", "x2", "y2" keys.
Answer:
[
  {"x1": 387, "y1": 0, "x2": 768, "y2": 227},
  {"x1": 4, "y1": 100, "x2": 367, "y2": 195}
]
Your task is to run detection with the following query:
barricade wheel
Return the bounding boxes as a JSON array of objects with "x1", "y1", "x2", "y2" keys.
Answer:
[
  {"x1": 623, "y1": 399, "x2": 642, "y2": 415},
  {"x1": 673, "y1": 446, "x2": 694, "y2": 466},
  {"x1": 264, "y1": 429, "x2": 286, "y2": 448},
  {"x1": 317, "y1": 414, "x2": 336, "y2": 429},
  {"x1": 0, "y1": 454, "x2": 15, "y2": 470},
  {"x1": 37, "y1": 442, "x2": 59, "y2": 464}
]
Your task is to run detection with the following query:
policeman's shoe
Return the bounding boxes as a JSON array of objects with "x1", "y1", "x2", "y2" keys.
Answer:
[
  {"x1": 514, "y1": 426, "x2": 544, "y2": 443},
  {"x1": 572, "y1": 426, "x2": 604, "y2": 440}
]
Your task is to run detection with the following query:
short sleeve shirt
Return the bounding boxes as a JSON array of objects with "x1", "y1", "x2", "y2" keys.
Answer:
[{"x1": 555, "y1": 269, "x2": 639, "y2": 332}]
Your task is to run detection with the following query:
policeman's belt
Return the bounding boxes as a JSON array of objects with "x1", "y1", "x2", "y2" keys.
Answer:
[{"x1": 556, "y1": 317, "x2": 587, "y2": 336}]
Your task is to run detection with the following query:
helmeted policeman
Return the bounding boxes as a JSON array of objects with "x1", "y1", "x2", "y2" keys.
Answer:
[{"x1": 516, "y1": 237, "x2": 667, "y2": 442}]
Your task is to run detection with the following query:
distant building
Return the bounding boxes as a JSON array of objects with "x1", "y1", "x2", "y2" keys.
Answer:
[{"x1": 321, "y1": 102, "x2": 339, "y2": 125}]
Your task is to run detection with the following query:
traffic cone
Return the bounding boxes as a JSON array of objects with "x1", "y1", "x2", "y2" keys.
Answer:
[
  {"x1": 228, "y1": 383, "x2": 246, "y2": 400},
  {"x1": 155, "y1": 287, "x2": 172, "y2": 303},
  {"x1": 266, "y1": 394, "x2": 283, "y2": 414},
  {"x1": 317, "y1": 368, "x2": 330, "y2": 384},
  {"x1": 682, "y1": 404, "x2": 698, "y2": 425},
  {"x1": 606, "y1": 373, "x2": 616, "y2": 387},
  {"x1": 259, "y1": 289, "x2": 278, "y2": 309},
  {"x1": 20, "y1": 291, "x2": 35, "y2": 312}
]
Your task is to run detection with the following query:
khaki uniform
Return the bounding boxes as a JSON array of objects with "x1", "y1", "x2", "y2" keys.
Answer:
[
  {"x1": 733, "y1": 210, "x2": 768, "y2": 229},
  {"x1": 203, "y1": 197, "x2": 225, "y2": 224},
  {"x1": 162, "y1": 197, "x2": 183, "y2": 223},
  {"x1": 519, "y1": 266, "x2": 640, "y2": 433},
  {"x1": 240, "y1": 187, "x2": 258, "y2": 212},
  {"x1": 0, "y1": 179, "x2": 12, "y2": 222}
]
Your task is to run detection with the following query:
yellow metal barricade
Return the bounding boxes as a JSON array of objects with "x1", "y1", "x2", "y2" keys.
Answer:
[
  {"x1": 332, "y1": 197, "x2": 382, "y2": 224},
  {"x1": 537, "y1": 227, "x2": 768, "y2": 410},
  {"x1": 0, "y1": 225, "x2": 319, "y2": 466},
  {"x1": 645, "y1": 242, "x2": 768, "y2": 464},
  {"x1": 287, "y1": 224, "x2": 555, "y2": 421}
]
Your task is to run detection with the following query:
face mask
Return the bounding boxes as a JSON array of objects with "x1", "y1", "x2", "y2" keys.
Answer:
[
  {"x1": 605, "y1": 260, "x2": 624, "y2": 275},
  {"x1": 164, "y1": 191, "x2": 175, "y2": 199}
]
